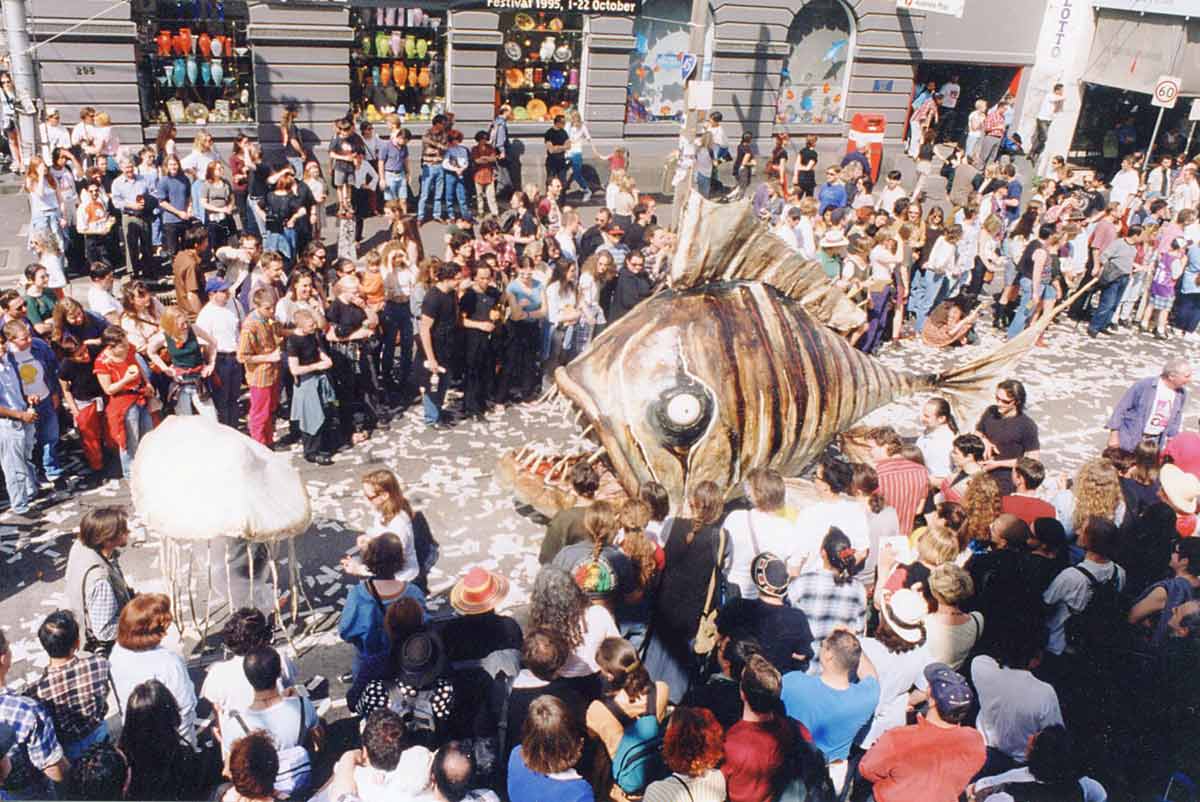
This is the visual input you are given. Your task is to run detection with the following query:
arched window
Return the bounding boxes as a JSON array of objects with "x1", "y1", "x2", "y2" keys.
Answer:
[
  {"x1": 625, "y1": 0, "x2": 713, "y2": 123},
  {"x1": 776, "y1": 0, "x2": 854, "y2": 126}
]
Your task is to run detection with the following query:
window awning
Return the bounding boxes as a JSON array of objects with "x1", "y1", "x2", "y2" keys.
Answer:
[{"x1": 1083, "y1": 9, "x2": 1200, "y2": 96}]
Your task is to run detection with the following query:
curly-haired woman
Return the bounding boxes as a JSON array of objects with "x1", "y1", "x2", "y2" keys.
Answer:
[
  {"x1": 643, "y1": 707, "x2": 726, "y2": 802},
  {"x1": 960, "y1": 471, "x2": 1002, "y2": 556},
  {"x1": 529, "y1": 566, "x2": 617, "y2": 702},
  {"x1": 1053, "y1": 457, "x2": 1125, "y2": 540}
]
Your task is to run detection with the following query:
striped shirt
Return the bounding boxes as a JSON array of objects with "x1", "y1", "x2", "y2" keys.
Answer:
[{"x1": 876, "y1": 457, "x2": 930, "y2": 536}]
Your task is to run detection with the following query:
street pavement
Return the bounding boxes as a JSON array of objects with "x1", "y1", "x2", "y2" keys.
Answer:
[{"x1": 0, "y1": 159, "x2": 1194, "y2": 768}]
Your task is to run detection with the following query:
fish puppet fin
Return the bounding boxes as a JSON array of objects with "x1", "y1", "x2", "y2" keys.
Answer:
[
  {"x1": 925, "y1": 279, "x2": 1098, "y2": 423},
  {"x1": 668, "y1": 190, "x2": 867, "y2": 333}
]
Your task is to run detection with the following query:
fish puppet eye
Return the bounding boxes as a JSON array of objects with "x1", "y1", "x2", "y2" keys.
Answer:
[{"x1": 651, "y1": 381, "x2": 714, "y2": 447}]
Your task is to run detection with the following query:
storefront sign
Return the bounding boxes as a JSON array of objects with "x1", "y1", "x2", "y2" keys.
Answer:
[
  {"x1": 474, "y1": 0, "x2": 641, "y2": 14},
  {"x1": 1092, "y1": 0, "x2": 1200, "y2": 18},
  {"x1": 896, "y1": 0, "x2": 965, "y2": 18},
  {"x1": 1153, "y1": 74, "x2": 1182, "y2": 108}
]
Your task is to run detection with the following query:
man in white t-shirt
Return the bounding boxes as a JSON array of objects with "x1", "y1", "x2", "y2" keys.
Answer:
[
  {"x1": 875, "y1": 170, "x2": 906, "y2": 215},
  {"x1": 916, "y1": 398, "x2": 956, "y2": 484},
  {"x1": 937, "y1": 75, "x2": 962, "y2": 140},
  {"x1": 220, "y1": 645, "x2": 319, "y2": 763},
  {"x1": 84, "y1": 263, "x2": 122, "y2": 325},
  {"x1": 726, "y1": 468, "x2": 805, "y2": 599},
  {"x1": 1108, "y1": 156, "x2": 1141, "y2": 212},
  {"x1": 196, "y1": 277, "x2": 245, "y2": 428},
  {"x1": 971, "y1": 642, "x2": 1062, "y2": 770},
  {"x1": 310, "y1": 709, "x2": 434, "y2": 802},
  {"x1": 1029, "y1": 83, "x2": 1064, "y2": 166},
  {"x1": 792, "y1": 457, "x2": 870, "y2": 574}
]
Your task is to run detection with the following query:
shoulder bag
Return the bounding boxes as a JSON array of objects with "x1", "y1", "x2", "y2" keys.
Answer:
[{"x1": 692, "y1": 527, "x2": 728, "y2": 657}]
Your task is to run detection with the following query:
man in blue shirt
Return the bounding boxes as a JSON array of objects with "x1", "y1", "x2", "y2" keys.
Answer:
[
  {"x1": 154, "y1": 155, "x2": 193, "y2": 256},
  {"x1": 0, "y1": 334, "x2": 39, "y2": 523},
  {"x1": 781, "y1": 629, "x2": 879, "y2": 785},
  {"x1": 110, "y1": 157, "x2": 154, "y2": 277},
  {"x1": 376, "y1": 115, "x2": 409, "y2": 208}
]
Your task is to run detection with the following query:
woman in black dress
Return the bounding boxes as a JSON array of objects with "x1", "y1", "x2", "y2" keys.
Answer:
[
  {"x1": 643, "y1": 480, "x2": 729, "y2": 703},
  {"x1": 793, "y1": 135, "x2": 819, "y2": 199}
]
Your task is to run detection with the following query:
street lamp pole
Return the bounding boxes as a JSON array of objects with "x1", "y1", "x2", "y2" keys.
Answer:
[
  {"x1": 672, "y1": 0, "x2": 710, "y2": 231},
  {"x1": 3, "y1": 0, "x2": 43, "y2": 168}
]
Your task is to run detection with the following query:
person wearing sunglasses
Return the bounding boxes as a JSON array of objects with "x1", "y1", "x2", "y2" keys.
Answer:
[{"x1": 976, "y1": 379, "x2": 1040, "y2": 496}]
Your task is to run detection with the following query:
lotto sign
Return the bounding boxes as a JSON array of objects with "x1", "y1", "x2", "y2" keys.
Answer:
[
  {"x1": 896, "y1": 0, "x2": 965, "y2": 17},
  {"x1": 1153, "y1": 75, "x2": 1182, "y2": 109}
]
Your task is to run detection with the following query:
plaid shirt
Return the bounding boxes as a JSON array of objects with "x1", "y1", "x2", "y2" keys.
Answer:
[
  {"x1": 237, "y1": 311, "x2": 280, "y2": 388},
  {"x1": 984, "y1": 106, "x2": 1007, "y2": 137},
  {"x1": 788, "y1": 569, "x2": 867, "y2": 655},
  {"x1": 29, "y1": 654, "x2": 109, "y2": 743},
  {"x1": 0, "y1": 689, "x2": 63, "y2": 795},
  {"x1": 85, "y1": 562, "x2": 123, "y2": 641}
]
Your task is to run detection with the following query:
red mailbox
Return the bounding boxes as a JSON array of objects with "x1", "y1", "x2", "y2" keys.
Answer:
[{"x1": 847, "y1": 113, "x2": 887, "y2": 183}]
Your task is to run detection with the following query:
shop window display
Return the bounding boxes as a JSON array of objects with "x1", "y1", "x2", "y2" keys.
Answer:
[
  {"x1": 134, "y1": 0, "x2": 255, "y2": 125},
  {"x1": 352, "y1": 6, "x2": 447, "y2": 124},
  {"x1": 775, "y1": 0, "x2": 852, "y2": 126},
  {"x1": 496, "y1": 11, "x2": 582, "y2": 124},
  {"x1": 625, "y1": 0, "x2": 707, "y2": 124}
]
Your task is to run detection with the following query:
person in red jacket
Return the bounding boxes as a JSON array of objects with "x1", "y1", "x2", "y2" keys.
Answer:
[
  {"x1": 858, "y1": 662, "x2": 985, "y2": 802},
  {"x1": 722, "y1": 654, "x2": 809, "y2": 802}
]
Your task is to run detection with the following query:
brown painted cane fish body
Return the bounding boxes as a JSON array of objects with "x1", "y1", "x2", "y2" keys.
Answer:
[{"x1": 556, "y1": 280, "x2": 934, "y2": 508}]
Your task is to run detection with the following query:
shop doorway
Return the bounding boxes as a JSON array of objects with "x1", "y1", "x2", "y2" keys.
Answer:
[
  {"x1": 912, "y1": 64, "x2": 1021, "y2": 144},
  {"x1": 1069, "y1": 82, "x2": 1197, "y2": 176}
]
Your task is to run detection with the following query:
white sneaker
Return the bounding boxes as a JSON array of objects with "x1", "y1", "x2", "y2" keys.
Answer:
[{"x1": 581, "y1": 190, "x2": 592, "y2": 203}]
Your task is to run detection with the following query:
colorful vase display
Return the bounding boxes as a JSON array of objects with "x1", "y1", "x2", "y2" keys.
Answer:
[
  {"x1": 360, "y1": 35, "x2": 371, "y2": 56},
  {"x1": 371, "y1": 65, "x2": 381, "y2": 85},
  {"x1": 186, "y1": 55, "x2": 198, "y2": 85},
  {"x1": 391, "y1": 31, "x2": 403, "y2": 58},
  {"x1": 568, "y1": 67, "x2": 579, "y2": 87},
  {"x1": 375, "y1": 6, "x2": 386, "y2": 26},
  {"x1": 163, "y1": 64, "x2": 174, "y2": 86},
  {"x1": 393, "y1": 62, "x2": 406, "y2": 86},
  {"x1": 418, "y1": 66, "x2": 430, "y2": 88},
  {"x1": 210, "y1": 36, "x2": 223, "y2": 57},
  {"x1": 380, "y1": 62, "x2": 392, "y2": 86},
  {"x1": 417, "y1": 37, "x2": 428, "y2": 58},
  {"x1": 408, "y1": 66, "x2": 418, "y2": 87},
  {"x1": 157, "y1": 29, "x2": 173, "y2": 56},
  {"x1": 199, "y1": 31, "x2": 212, "y2": 58},
  {"x1": 211, "y1": 59, "x2": 223, "y2": 85},
  {"x1": 374, "y1": 31, "x2": 390, "y2": 60},
  {"x1": 539, "y1": 36, "x2": 556, "y2": 61},
  {"x1": 173, "y1": 58, "x2": 186, "y2": 87},
  {"x1": 216, "y1": 35, "x2": 230, "y2": 57},
  {"x1": 405, "y1": 35, "x2": 416, "y2": 59},
  {"x1": 200, "y1": 60, "x2": 212, "y2": 85},
  {"x1": 178, "y1": 27, "x2": 193, "y2": 55}
]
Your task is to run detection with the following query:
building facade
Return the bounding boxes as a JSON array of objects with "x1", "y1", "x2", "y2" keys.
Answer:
[{"x1": 7, "y1": 0, "x2": 1047, "y2": 183}]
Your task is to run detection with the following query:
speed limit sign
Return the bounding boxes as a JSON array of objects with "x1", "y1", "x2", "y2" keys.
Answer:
[{"x1": 1153, "y1": 75, "x2": 1181, "y2": 109}]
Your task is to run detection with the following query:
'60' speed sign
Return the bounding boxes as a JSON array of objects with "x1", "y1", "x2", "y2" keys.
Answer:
[{"x1": 1153, "y1": 75, "x2": 1181, "y2": 109}]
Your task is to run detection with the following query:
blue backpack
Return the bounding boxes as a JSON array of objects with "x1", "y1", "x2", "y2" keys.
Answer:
[{"x1": 603, "y1": 682, "x2": 667, "y2": 796}]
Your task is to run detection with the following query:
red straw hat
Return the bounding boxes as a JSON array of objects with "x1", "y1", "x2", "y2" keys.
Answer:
[{"x1": 450, "y1": 566, "x2": 510, "y2": 615}]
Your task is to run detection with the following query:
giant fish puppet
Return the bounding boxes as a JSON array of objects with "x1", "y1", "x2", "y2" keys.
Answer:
[{"x1": 499, "y1": 192, "x2": 1071, "y2": 511}]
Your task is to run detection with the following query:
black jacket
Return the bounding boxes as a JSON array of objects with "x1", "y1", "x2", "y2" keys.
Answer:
[{"x1": 608, "y1": 267, "x2": 653, "y2": 323}]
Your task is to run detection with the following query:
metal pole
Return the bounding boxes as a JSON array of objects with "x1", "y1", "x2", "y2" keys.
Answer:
[
  {"x1": 1142, "y1": 106, "x2": 1165, "y2": 180},
  {"x1": 671, "y1": 0, "x2": 710, "y2": 232},
  {"x1": 3, "y1": 0, "x2": 42, "y2": 167},
  {"x1": 1187, "y1": 120, "x2": 1197, "y2": 161}
]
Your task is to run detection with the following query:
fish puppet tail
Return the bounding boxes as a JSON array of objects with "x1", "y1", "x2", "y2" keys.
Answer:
[{"x1": 915, "y1": 280, "x2": 1097, "y2": 422}]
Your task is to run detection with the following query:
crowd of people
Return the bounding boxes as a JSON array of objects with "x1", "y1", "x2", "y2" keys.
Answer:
[
  {"x1": 1, "y1": 81, "x2": 1199, "y2": 802},
  {"x1": 0, "y1": 367, "x2": 1197, "y2": 800}
]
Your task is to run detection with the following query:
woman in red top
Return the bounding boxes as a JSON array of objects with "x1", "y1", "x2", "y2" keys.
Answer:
[{"x1": 93, "y1": 326, "x2": 157, "y2": 479}]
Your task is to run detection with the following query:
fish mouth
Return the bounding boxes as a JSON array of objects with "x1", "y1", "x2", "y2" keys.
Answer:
[{"x1": 495, "y1": 367, "x2": 643, "y2": 516}]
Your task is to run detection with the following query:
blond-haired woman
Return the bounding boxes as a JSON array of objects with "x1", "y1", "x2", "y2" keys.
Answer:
[
  {"x1": 1053, "y1": 457, "x2": 1125, "y2": 540},
  {"x1": 343, "y1": 468, "x2": 419, "y2": 583},
  {"x1": 146, "y1": 306, "x2": 217, "y2": 418},
  {"x1": 923, "y1": 563, "x2": 982, "y2": 670}
]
